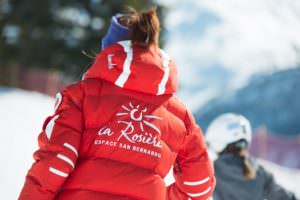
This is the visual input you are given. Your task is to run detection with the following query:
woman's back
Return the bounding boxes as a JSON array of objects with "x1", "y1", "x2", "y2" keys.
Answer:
[
  {"x1": 19, "y1": 8, "x2": 215, "y2": 200},
  {"x1": 59, "y1": 43, "x2": 187, "y2": 199},
  {"x1": 213, "y1": 154, "x2": 297, "y2": 200},
  {"x1": 19, "y1": 40, "x2": 215, "y2": 200}
]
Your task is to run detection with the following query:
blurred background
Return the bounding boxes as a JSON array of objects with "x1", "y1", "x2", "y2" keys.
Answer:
[
  {"x1": 0, "y1": 0, "x2": 300, "y2": 199},
  {"x1": 0, "y1": 0, "x2": 166, "y2": 95}
]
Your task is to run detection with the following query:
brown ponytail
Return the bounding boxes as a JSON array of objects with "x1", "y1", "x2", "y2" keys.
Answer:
[
  {"x1": 221, "y1": 141, "x2": 256, "y2": 179},
  {"x1": 242, "y1": 156, "x2": 256, "y2": 179},
  {"x1": 118, "y1": 7, "x2": 160, "y2": 47}
]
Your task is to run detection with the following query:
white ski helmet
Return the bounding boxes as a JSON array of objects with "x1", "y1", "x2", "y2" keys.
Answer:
[{"x1": 205, "y1": 113, "x2": 252, "y2": 153}]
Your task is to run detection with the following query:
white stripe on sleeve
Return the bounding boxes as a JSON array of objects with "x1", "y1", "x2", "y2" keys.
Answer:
[
  {"x1": 45, "y1": 115, "x2": 59, "y2": 140},
  {"x1": 157, "y1": 49, "x2": 170, "y2": 95},
  {"x1": 57, "y1": 154, "x2": 75, "y2": 168},
  {"x1": 187, "y1": 186, "x2": 212, "y2": 197},
  {"x1": 63, "y1": 143, "x2": 78, "y2": 157},
  {"x1": 49, "y1": 167, "x2": 68, "y2": 177},
  {"x1": 54, "y1": 92, "x2": 62, "y2": 112},
  {"x1": 115, "y1": 41, "x2": 133, "y2": 87},
  {"x1": 184, "y1": 177, "x2": 210, "y2": 186}
]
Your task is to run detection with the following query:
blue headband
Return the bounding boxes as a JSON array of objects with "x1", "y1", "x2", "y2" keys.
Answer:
[{"x1": 101, "y1": 14, "x2": 130, "y2": 50}]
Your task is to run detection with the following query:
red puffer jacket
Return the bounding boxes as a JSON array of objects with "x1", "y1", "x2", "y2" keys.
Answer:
[{"x1": 19, "y1": 41, "x2": 215, "y2": 200}]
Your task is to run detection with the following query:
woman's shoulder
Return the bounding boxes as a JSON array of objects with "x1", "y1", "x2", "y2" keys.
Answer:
[
  {"x1": 164, "y1": 95, "x2": 191, "y2": 123},
  {"x1": 64, "y1": 78, "x2": 104, "y2": 94},
  {"x1": 165, "y1": 95, "x2": 196, "y2": 124},
  {"x1": 59, "y1": 79, "x2": 103, "y2": 105}
]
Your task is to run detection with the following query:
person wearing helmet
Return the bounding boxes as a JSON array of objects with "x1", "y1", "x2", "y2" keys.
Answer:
[{"x1": 205, "y1": 113, "x2": 298, "y2": 200}]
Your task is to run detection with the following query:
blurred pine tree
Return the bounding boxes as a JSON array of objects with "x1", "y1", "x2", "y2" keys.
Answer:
[{"x1": 0, "y1": 0, "x2": 165, "y2": 82}]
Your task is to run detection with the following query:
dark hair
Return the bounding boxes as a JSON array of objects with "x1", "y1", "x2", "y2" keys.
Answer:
[
  {"x1": 118, "y1": 7, "x2": 160, "y2": 47},
  {"x1": 221, "y1": 140, "x2": 256, "y2": 179}
]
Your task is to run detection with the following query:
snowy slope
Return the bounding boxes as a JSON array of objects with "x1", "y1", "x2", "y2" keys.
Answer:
[
  {"x1": 1, "y1": 89, "x2": 299, "y2": 199},
  {"x1": 0, "y1": 88, "x2": 54, "y2": 200}
]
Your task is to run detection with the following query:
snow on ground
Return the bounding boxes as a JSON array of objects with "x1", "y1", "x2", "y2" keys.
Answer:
[
  {"x1": 0, "y1": 88, "x2": 54, "y2": 200},
  {"x1": 1, "y1": 88, "x2": 299, "y2": 199}
]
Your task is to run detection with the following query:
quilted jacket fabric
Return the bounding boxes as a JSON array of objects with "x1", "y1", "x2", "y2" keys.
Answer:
[{"x1": 19, "y1": 41, "x2": 215, "y2": 200}]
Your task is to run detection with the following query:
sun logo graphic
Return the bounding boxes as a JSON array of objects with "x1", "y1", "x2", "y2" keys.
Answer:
[
  {"x1": 113, "y1": 102, "x2": 163, "y2": 148},
  {"x1": 116, "y1": 102, "x2": 162, "y2": 134}
]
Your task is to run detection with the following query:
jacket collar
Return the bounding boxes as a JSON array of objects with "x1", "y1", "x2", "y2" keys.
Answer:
[{"x1": 85, "y1": 41, "x2": 178, "y2": 95}]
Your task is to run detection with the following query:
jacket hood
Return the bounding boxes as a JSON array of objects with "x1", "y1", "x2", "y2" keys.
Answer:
[{"x1": 84, "y1": 40, "x2": 178, "y2": 95}]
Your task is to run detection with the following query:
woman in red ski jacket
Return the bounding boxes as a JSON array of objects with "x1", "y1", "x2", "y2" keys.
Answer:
[{"x1": 19, "y1": 7, "x2": 215, "y2": 200}]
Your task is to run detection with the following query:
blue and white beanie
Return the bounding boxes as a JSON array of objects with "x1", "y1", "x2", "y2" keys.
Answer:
[{"x1": 101, "y1": 14, "x2": 130, "y2": 50}]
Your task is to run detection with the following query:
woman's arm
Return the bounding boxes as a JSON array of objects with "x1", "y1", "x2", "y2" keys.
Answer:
[
  {"x1": 167, "y1": 110, "x2": 216, "y2": 200},
  {"x1": 19, "y1": 82, "x2": 84, "y2": 200}
]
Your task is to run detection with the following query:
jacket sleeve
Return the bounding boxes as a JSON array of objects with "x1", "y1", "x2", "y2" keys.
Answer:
[
  {"x1": 262, "y1": 166, "x2": 298, "y2": 200},
  {"x1": 19, "y1": 83, "x2": 84, "y2": 200},
  {"x1": 167, "y1": 110, "x2": 216, "y2": 200}
]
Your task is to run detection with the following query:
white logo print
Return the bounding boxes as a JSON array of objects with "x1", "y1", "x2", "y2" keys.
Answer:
[
  {"x1": 108, "y1": 54, "x2": 117, "y2": 69},
  {"x1": 116, "y1": 102, "x2": 162, "y2": 134},
  {"x1": 116, "y1": 102, "x2": 162, "y2": 148},
  {"x1": 98, "y1": 102, "x2": 162, "y2": 148}
]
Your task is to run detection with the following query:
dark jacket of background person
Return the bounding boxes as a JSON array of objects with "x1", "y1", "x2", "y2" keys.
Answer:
[{"x1": 213, "y1": 153, "x2": 298, "y2": 200}]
